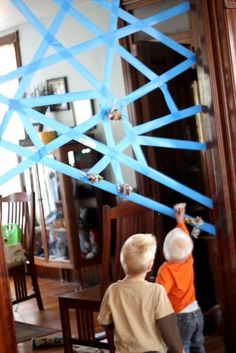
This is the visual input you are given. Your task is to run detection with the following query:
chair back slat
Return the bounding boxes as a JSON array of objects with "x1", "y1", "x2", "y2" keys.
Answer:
[
  {"x1": 101, "y1": 201, "x2": 156, "y2": 297},
  {"x1": 0, "y1": 192, "x2": 34, "y2": 258},
  {"x1": 76, "y1": 309, "x2": 95, "y2": 340},
  {"x1": 0, "y1": 192, "x2": 43, "y2": 310}
]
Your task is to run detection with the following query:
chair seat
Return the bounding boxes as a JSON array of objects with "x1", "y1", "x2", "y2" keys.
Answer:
[
  {"x1": 59, "y1": 284, "x2": 108, "y2": 353},
  {"x1": 59, "y1": 284, "x2": 101, "y2": 302}
]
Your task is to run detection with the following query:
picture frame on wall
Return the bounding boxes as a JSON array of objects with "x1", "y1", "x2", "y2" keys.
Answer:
[
  {"x1": 46, "y1": 76, "x2": 70, "y2": 111},
  {"x1": 73, "y1": 99, "x2": 95, "y2": 126},
  {"x1": 19, "y1": 123, "x2": 44, "y2": 146}
]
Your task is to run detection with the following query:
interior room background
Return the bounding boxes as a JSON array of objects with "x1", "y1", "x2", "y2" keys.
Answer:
[{"x1": 0, "y1": 0, "x2": 187, "y2": 196}]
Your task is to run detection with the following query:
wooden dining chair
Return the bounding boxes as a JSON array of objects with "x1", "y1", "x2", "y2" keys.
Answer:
[
  {"x1": 59, "y1": 200, "x2": 157, "y2": 353},
  {"x1": 0, "y1": 192, "x2": 43, "y2": 310}
]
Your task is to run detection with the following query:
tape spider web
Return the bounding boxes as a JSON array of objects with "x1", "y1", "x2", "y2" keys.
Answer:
[{"x1": 0, "y1": 0, "x2": 215, "y2": 235}]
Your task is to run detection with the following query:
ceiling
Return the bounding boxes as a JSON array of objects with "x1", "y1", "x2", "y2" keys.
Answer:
[{"x1": 0, "y1": 0, "x2": 26, "y2": 32}]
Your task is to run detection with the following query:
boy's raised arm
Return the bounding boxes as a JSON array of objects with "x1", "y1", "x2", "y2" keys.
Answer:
[{"x1": 174, "y1": 203, "x2": 189, "y2": 236}]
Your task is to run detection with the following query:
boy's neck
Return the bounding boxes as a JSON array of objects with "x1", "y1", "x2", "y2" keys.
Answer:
[{"x1": 123, "y1": 272, "x2": 147, "y2": 281}]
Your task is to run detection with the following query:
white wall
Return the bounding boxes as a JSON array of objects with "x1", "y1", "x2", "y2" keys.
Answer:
[{"x1": 0, "y1": 1, "x2": 137, "y2": 187}]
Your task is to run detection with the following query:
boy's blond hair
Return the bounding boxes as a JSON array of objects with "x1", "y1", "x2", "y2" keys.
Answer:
[
  {"x1": 120, "y1": 233, "x2": 157, "y2": 276},
  {"x1": 163, "y1": 227, "x2": 193, "y2": 263}
]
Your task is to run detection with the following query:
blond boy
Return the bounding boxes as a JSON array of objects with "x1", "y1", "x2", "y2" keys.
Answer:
[{"x1": 98, "y1": 233, "x2": 185, "y2": 353}]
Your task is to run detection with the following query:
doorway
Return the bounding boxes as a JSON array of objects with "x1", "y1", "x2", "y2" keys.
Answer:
[{"x1": 121, "y1": 38, "x2": 218, "y2": 315}]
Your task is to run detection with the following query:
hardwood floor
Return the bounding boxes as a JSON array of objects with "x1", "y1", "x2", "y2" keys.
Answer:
[
  {"x1": 12, "y1": 277, "x2": 225, "y2": 353},
  {"x1": 14, "y1": 277, "x2": 77, "y2": 353}
]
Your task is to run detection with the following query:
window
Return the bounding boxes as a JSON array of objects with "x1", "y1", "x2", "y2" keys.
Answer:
[{"x1": 0, "y1": 32, "x2": 24, "y2": 195}]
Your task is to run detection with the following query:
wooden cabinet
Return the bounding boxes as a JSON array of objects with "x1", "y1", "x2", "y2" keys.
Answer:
[{"x1": 19, "y1": 139, "x2": 103, "y2": 278}]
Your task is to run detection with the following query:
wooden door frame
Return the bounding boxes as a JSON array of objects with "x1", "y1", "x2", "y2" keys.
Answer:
[
  {"x1": 0, "y1": 233, "x2": 17, "y2": 353},
  {"x1": 120, "y1": 0, "x2": 236, "y2": 352},
  {"x1": 194, "y1": 1, "x2": 236, "y2": 352},
  {"x1": 0, "y1": 31, "x2": 23, "y2": 353}
]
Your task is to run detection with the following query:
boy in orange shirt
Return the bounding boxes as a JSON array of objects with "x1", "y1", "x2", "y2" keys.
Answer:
[{"x1": 156, "y1": 204, "x2": 205, "y2": 353}]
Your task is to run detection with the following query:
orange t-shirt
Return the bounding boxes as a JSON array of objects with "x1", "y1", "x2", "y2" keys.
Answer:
[{"x1": 156, "y1": 222, "x2": 196, "y2": 313}]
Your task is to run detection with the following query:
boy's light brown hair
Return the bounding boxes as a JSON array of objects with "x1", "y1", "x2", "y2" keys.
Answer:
[{"x1": 120, "y1": 233, "x2": 157, "y2": 276}]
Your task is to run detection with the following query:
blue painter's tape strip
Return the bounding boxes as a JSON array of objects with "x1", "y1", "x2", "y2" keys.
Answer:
[
  {"x1": 0, "y1": 1, "x2": 190, "y2": 89},
  {"x1": 19, "y1": 116, "x2": 44, "y2": 149},
  {"x1": 2, "y1": 0, "x2": 215, "y2": 235},
  {"x1": 121, "y1": 59, "x2": 195, "y2": 106},
  {"x1": 96, "y1": 0, "x2": 194, "y2": 59},
  {"x1": 47, "y1": 151, "x2": 217, "y2": 234},
  {"x1": 0, "y1": 35, "x2": 102, "y2": 85},
  {"x1": 134, "y1": 105, "x2": 202, "y2": 135},
  {"x1": 117, "y1": 152, "x2": 213, "y2": 208},
  {"x1": 111, "y1": 159, "x2": 124, "y2": 184},
  {"x1": 3, "y1": 0, "x2": 68, "y2": 146},
  {"x1": 19, "y1": 105, "x2": 100, "y2": 144},
  {"x1": 0, "y1": 158, "x2": 33, "y2": 185},
  {"x1": 0, "y1": 141, "x2": 38, "y2": 183},
  {"x1": 118, "y1": 44, "x2": 179, "y2": 115},
  {"x1": 87, "y1": 155, "x2": 111, "y2": 175},
  {"x1": 117, "y1": 45, "x2": 157, "y2": 81},
  {"x1": 131, "y1": 143, "x2": 148, "y2": 165},
  {"x1": 102, "y1": 119, "x2": 117, "y2": 147},
  {"x1": 14, "y1": 1, "x2": 103, "y2": 92},
  {"x1": 103, "y1": 0, "x2": 120, "y2": 88},
  {"x1": 13, "y1": 134, "x2": 214, "y2": 236},
  {"x1": 0, "y1": 93, "x2": 22, "y2": 138},
  {"x1": 109, "y1": 3, "x2": 190, "y2": 42},
  {"x1": 0, "y1": 2, "x2": 193, "y2": 85},
  {"x1": 126, "y1": 192, "x2": 216, "y2": 235},
  {"x1": 138, "y1": 136, "x2": 206, "y2": 151},
  {"x1": 0, "y1": 141, "x2": 216, "y2": 236},
  {"x1": 12, "y1": 0, "x2": 68, "y2": 97},
  {"x1": 21, "y1": 90, "x2": 99, "y2": 108},
  {"x1": 1, "y1": 136, "x2": 215, "y2": 236},
  {"x1": 48, "y1": 163, "x2": 214, "y2": 236},
  {"x1": 161, "y1": 85, "x2": 178, "y2": 113}
]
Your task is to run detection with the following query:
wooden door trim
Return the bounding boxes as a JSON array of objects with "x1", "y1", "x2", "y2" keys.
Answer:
[
  {"x1": 121, "y1": 0, "x2": 162, "y2": 11},
  {"x1": 224, "y1": 0, "x2": 236, "y2": 8},
  {"x1": 0, "y1": 30, "x2": 22, "y2": 353},
  {"x1": 0, "y1": 31, "x2": 22, "y2": 70},
  {"x1": 190, "y1": 1, "x2": 236, "y2": 351},
  {"x1": 120, "y1": 0, "x2": 236, "y2": 351},
  {"x1": 0, "y1": 234, "x2": 17, "y2": 353}
]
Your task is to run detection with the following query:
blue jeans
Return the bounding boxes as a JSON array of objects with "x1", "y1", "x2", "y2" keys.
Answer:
[{"x1": 177, "y1": 309, "x2": 205, "y2": 353}]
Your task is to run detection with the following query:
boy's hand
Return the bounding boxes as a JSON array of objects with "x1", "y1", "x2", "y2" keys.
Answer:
[{"x1": 173, "y1": 203, "x2": 186, "y2": 223}]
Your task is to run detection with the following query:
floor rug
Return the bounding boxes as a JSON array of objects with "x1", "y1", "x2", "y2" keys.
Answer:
[{"x1": 15, "y1": 321, "x2": 59, "y2": 343}]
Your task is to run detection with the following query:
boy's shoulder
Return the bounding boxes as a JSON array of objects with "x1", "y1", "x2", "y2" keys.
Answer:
[
  {"x1": 109, "y1": 279, "x2": 165, "y2": 293},
  {"x1": 158, "y1": 256, "x2": 193, "y2": 272}
]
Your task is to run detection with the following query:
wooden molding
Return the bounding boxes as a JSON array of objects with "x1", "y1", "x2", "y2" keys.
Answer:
[
  {"x1": 224, "y1": 0, "x2": 236, "y2": 8},
  {"x1": 0, "y1": 31, "x2": 22, "y2": 75},
  {"x1": 0, "y1": 234, "x2": 17, "y2": 353},
  {"x1": 0, "y1": 31, "x2": 18, "y2": 46},
  {"x1": 121, "y1": 0, "x2": 161, "y2": 11},
  {"x1": 198, "y1": 0, "x2": 236, "y2": 351}
]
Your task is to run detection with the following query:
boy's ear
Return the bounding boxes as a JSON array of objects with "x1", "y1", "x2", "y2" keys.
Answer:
[{"x1": 147, "y1": 260, "x2": 154, "y2": 272}]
